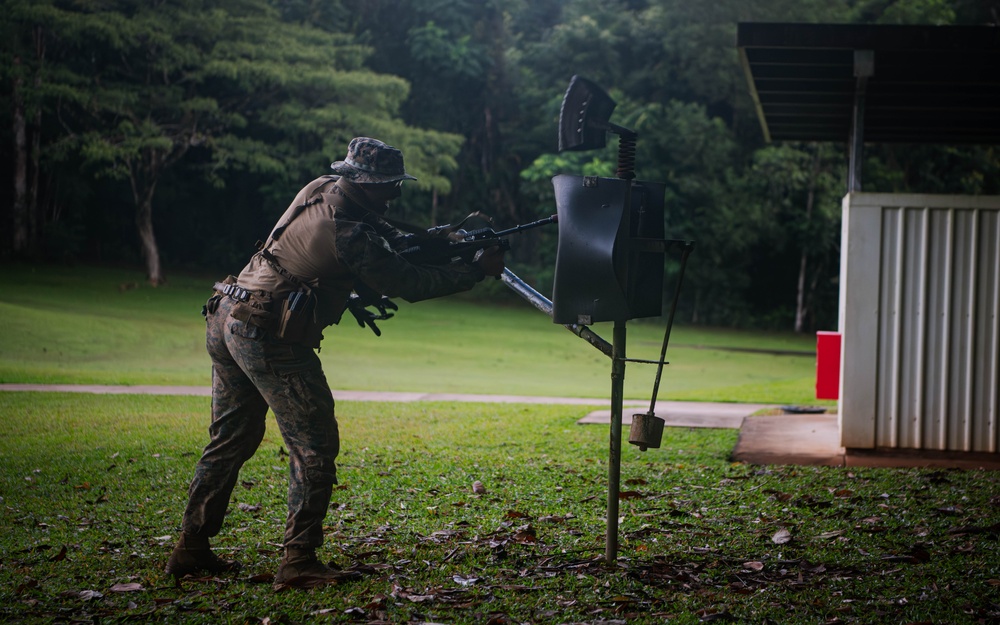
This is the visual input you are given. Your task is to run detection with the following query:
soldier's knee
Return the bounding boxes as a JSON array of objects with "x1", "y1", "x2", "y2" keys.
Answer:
[{"x1": 303, "y1": 456, "x2": 338, "y2": 486}]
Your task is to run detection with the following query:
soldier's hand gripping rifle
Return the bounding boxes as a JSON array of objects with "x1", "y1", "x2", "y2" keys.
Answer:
[
  {"x1": 399, "y1": 214, "x2": 558, "y2": 265},
  {"x1": 346, "y1": 280, "x2": 398, "y2": 337},
  {"x1": 349, "y1": 214, "x2": 558, "y2": 336}
]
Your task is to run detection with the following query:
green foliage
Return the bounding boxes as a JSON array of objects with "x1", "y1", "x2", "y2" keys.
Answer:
[
  {"x1": 852, "y1": 0, "x2": 958, "y2": 23},
  {"x1": 2, "y1": 0, "x2": 999, "y2": 328},
  {"x1": 408, "y1": 21, "x2": 489, "y2": 80},
  {"x1": 1, "y1": 0, "x2": 463, "y2": 282}
]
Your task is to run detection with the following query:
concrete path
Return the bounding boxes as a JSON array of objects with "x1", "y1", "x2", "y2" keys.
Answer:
[
  {"x1": 4, "y1": 384, "x2": 998, "y2": 470},
  {"x1": 0, "y1": 383, "x2": 662, "y2": 406},
  {"x1": 578, "y1": 402, "x2": 772, "y2": 430}
]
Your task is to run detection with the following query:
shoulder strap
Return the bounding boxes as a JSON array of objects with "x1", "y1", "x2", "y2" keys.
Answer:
[
  {"x1": 270, "y1": 196, "x2": 323, "y2": 242},
  {"x1": 269, "y1": 175, "x2": 339, "y2": 242},
  {"x1": 257, "y1": 248, "x2": 312, "y2": 294}
]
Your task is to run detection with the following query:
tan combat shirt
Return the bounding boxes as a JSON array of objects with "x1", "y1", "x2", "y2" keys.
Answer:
[{"x1": 237, "y1": 176, "x2": 485, "y2": 330}]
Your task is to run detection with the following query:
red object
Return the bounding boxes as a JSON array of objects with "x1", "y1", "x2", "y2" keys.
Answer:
[{"x1": 816, "y1": 331, "x2": 842, "y2": 400}]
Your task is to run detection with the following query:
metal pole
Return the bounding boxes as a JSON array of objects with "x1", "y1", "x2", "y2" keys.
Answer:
[
  {"x1": 848, "y1": 50, "x2": 873, "y2": 193},
  {"x1": 606, "y1": 319, "x2": 626, "y2": 565},
  {"x1": 647, "y1": 243, "x2": 694, "y2": 414},
  {"x1": 500, "y1": 268, "x2": 614, "y2": 358},
  {"x1": 605, "y1": 132, "x2": 635, "y2": 566}
]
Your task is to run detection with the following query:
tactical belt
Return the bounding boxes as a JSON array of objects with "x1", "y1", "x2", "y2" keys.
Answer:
[{"x1": 214, "y1": 282, "x2": 252, "y2": 302}]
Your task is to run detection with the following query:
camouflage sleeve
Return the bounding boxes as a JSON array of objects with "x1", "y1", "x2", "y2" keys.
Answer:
[
  {"x1": 369, "y1": 219, "x2": 416, "y2": 253},
  {"x1": 337, "y1": 221, "x2": 485, "y2": 303}
]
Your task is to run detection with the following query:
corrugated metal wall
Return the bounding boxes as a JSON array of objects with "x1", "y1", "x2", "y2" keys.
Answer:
[{"x1": 840, "y1": 194, "x2": 1000, "y2": 452}]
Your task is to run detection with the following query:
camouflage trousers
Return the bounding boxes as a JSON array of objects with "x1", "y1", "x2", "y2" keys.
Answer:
[{"x1": 180, "y1": 295, "x2": 339, "y2": 549}]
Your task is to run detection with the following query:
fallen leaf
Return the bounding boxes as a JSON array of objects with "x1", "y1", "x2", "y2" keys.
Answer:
[
  {"x1": 427, "y1": 529, "x2": 462, "y2": 541},
  {"x1": 238, "y1": 503, "x2": 261, "y2": 513},
  {"x1": 391, "y1": 583, "x2": 436, "y2": 603},
  {"x1": 365, "y1": 594, "x2": 389, "y2": 610},
  {"x1": 453, "y1": 574, "x2": 479, "y2": 586},
  {"x1": 882, "y1": 545, "x2": 931, "y2": 564},
  {"x1": 947, "y1": 522, "x2": 1000, "y2": 535},
  {"x1": 249, "y1": 573, "x2": 274, "y2": 583},
  {"x1": 272, "y1": 570, "x2": 361, "y2": 590},
  {"x1": 743, "y1": 561, "x2": 764, "y2": 571},
  {"x1": 816, "y1": 530, "x2": 845, "y2": 540},
  {"x1": 79, "y1": 590, "x2": 103, "y2": 600},
  {"x1": 472, "y1": 481, "x2": 487, "y2": 494},
  {"x1": 110, "y1": 583, "x2": 143, "y2": 592},
  {"x1": 15, "y1": 579, "x2": 39, "y2": 595},
  {"x1": 697, "y1": 608, "x2": 736, "y2": 621},
  {"x1": 512, "y1": 524, "x2": 537, "y2": 544},
  {"x1": 771, "y1": 528, "x2": 793, "y2": 544}
]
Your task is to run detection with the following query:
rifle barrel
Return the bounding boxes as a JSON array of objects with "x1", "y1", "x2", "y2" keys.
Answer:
[
  {"x1": 494, "y1": 215, "x2": 558, "y2": 238},
  {"x1": 500, "y1": 268, "x2": 612, "y2": 359}
]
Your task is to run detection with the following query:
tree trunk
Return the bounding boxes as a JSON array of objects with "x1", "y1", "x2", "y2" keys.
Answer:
[
  {"x1": 131, "y1": 155, "x2": 163, "y2": 285},
  {"x1": 30, "y1": 107, "x2": 41, "y2": 250},
  {"x1": 430, "y1": 187, "x2": 438, "y2": 227},
  {"x1": 794, "y1": 251, "x2": 809, "y2": 333},
  {"x1": 11, "y1": 56, "x2": 29, "y2": 257},
  {"x1": 29, "y1": 26, "x2": 44, "y2": 252},
  {"x1": 136, "y1": 190, "x2": 163, "y2": 286},
  {"x1": 128, "y1": 142, "x2": 188, "y2": 286},
  {"x1": 794, "y1": 148, "x2": 822, "y2": 333}
]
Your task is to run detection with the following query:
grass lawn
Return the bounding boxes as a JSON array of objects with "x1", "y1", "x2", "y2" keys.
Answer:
[
  {"x1": 1, "y1": 393, "x2": 998, "y2": 624},
  {"x1": 3, "y1": 264, "x2": 997, "y2": 623},
  {"x1": 0, "y1": 263, "x2": 827, "y2": 405}
]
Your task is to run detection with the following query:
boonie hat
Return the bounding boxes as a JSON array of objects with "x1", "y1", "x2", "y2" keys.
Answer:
[{"x1": 330, "y1": 137, "x2": 417, "y2": 184}]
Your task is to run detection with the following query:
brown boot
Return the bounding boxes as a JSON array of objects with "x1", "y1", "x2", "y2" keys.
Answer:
[
  {"x1": 165, "y1": 533, "x2": 241, "y2": 577},
  {"x1": 273, "y1": 547, "x2": 357, "y2": 586}
]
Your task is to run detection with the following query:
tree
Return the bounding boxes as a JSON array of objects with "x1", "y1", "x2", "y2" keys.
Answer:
[
  {"x1": 26, "y1": 0, "x2": 460, "y2": 285},
  {"x1": 339, "y1": 0, "x2": 525, "y2": 229},
  {"x1": 0, "y1": 1, "x2": 80, "y2": 259},
  {"x1": 745, "y1": 144, "x2": 844, "y2": 332},
  {"x1": 61, "y1": 1, "x2": 307, "y2": 283}
]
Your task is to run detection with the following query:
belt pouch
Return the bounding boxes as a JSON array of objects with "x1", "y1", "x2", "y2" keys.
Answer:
[
  {"x1": 276, "y1": 290, "x2": 315, "y2": 342},
  {"x1": 202, "y1": 294, "x2": 223, "y2": 317}
]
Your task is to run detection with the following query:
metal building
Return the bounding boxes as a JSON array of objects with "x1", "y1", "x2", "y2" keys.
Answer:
[{"x1": 737, "y1": 23, "x2": 1000, "y2": 458}]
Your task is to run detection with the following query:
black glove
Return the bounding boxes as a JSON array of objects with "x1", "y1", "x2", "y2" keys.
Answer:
[{"x1": 346, "y1": 293, "x2": 397, "y2": 337}]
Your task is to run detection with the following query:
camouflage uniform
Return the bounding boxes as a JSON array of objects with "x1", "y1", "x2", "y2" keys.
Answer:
[{"x1": 179, "y1": 139, "x2": 487, "y2": 553}]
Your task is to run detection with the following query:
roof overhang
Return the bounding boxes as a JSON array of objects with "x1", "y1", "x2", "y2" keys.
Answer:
[{"x1": 737, "y1": 23, "x2": 1000, "y2": 144}]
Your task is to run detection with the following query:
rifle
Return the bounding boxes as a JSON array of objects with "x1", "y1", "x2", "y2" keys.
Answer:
[
  {"x1": 348, "y1": 214, "x2": 558, "y2": 336},
  {"x1": 399, "y1": 214, "x2": 558, "y2": 265}
]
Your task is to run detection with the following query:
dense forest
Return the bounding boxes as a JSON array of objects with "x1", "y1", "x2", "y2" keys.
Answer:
[{"x1": 2, "y1": 0, "x2": 999, "y2": 331}]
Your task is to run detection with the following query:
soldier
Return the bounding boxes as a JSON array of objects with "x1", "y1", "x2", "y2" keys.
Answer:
[{"x1": 166, "y1": 137, "x2": 504, "y2": 584}]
